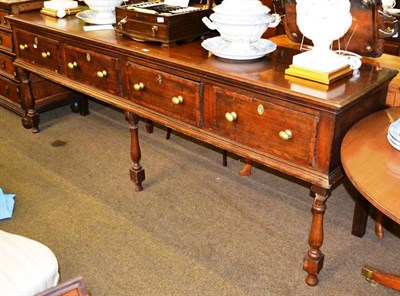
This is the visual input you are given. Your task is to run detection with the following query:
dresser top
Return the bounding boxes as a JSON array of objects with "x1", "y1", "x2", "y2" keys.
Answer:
[{"x1": 7, "y1": 11, "x2": 398, "y2": 110}]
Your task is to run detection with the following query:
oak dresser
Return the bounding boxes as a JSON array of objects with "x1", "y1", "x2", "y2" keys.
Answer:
[{"x1": 7, "y1": 11, "x2": 398, "y2": 286}]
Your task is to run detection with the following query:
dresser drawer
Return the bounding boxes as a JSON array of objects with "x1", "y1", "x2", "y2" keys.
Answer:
[
  {"x1": 0, "y1": 30, "x2": 13, "y2": 53},
  {"x1": 0, "y1": 76, "x2": 19, "y2": 104},
  {"x1": 63, "y1": 44, "x2": 121, "y2": 95},
  {"x1": 0, "y1": 52, "x2": 16, "y2": 77},
  {"x1": 126, "y1": 62, "x2": 201, "y2": 126},
  {"x1": 15, "y1": 29, "x2": 60, "y2": 72},
  {"x1": 213, "y1": 88, "x2": 320, "y2": 167}
]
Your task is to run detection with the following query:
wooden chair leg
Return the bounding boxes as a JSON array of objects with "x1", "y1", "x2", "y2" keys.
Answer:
[
  {"x1": 375, "y1": 211, "x2": 384, "y2": 239},
  {"x1": 362, "y1": 264, "x2": 400, "y2": 291},
  {"x1": 239, "y1": 159, "x2": 253, "y2": 176}
]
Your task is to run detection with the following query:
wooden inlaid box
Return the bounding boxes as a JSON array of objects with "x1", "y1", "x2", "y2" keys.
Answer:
[{"x1": 115, "y1": 1, "x2": 213, "y2": 47}]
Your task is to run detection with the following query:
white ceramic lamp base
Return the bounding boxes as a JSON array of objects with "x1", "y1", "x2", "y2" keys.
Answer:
[
  {"x1": 286, "y1": 49, "x2": 353, "y2": 84},
  {"x1": 292, "y1": 49, "x2": 349, "y2": 73}
]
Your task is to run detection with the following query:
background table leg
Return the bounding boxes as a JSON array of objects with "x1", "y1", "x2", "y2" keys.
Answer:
[
  {"x1": 351, "y1": 192, "x2": 370, "y2": 238},
  {"x1": 374, "y1": 211, "x2": 384, "y2": 239}
]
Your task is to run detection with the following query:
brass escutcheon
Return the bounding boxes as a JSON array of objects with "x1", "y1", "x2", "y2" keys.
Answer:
[
  {"x1": 156, "y1": 75, "x2": 162, "y2": 85},
  {"x1": 257, "y1": 104, "x2": 264, "y2": 116}
]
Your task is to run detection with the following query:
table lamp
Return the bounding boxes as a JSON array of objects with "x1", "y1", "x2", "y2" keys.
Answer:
[{"x1": 285, "y1": 0, "x2": 354, "y2": 84}]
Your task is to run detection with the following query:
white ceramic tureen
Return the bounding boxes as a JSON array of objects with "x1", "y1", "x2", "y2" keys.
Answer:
[
  {"x1": 202, "y1": 0, "x2": 280, "y2": 44},
  {"x1": 201, "y1": 0, "x2": 280, "y2": 60},
  {"x1": 84, "y1": 0, "x2": 125, "y2": 18}
]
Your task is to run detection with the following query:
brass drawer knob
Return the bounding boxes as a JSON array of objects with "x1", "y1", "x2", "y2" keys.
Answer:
[
  {"x1": 68, "y1": 61, "x2": 78, "y2": 69},
  {"x1": 41, "y1": 51, "x2": 51, "y2": 58},
  {"x1": 19, "y1": 44, "x2": 28, "y2": 50},
  {"x1": 97, "y1": 70, "x2": 107, "y2": 78},
  {"x1": 172, "y1": 95, "x2": 183, "y2": 105},
  {"x1": 133, "y1": 82, "x2": 144, "y2": 91},
  {"x1": 225, "y1": 112, "x2": 237, "y2": 122},
  {"x1": 279, "y1": 129, "x2": 293, "y2": 141}
]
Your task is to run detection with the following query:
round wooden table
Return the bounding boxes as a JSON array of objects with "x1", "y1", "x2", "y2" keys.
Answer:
[{"x1": 341, "y1": 107, "x2": 400, "y2": 291}]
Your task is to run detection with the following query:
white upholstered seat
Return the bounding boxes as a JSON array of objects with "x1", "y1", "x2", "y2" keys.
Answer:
[{"x1": 0, "y1": 230, "x2": 59, "y2": 296}]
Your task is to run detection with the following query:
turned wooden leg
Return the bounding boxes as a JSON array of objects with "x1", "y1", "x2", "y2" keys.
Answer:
[
  {"x1": 125, "y1": 111, "x2": 145, "y2": 192},
  {"x1": 166, "y1": 128, "x2": 172, "y2": 140},
  {"x1": 222, "y1": 150, "x2": 227, "y2": 167},
  {"x1": 362, "y1": 264, "x2": 400, "y2": 291},
  {"x1": 303, "y1": 185, "x2": 330, "y2": 286},
  {"x1": 18, "y1": 68, "x2": 40, "y2": 133},
  {"x1": 239, "y1": 159, "x2": 253, "y2": 176},
  {"x1": 70, "y1": 93, "x2": 89, "y2": 116},
  {"x1": 375, "y1": 211, "x2": 384, "y2": 239},
  {"x1": 351, "y1": 192, "x2": 370, "y2": 238},
  {"x1": 146, "y1": 120, "x2": 154, "y2": 134}
]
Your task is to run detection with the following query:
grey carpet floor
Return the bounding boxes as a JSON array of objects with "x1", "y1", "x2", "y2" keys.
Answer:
[{"x1": 0, "y1": 100, "x2": 399, "y2": 296}]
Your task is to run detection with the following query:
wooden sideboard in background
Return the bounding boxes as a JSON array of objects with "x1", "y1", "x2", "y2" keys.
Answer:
[
  {"x1": 0, "y1": 0, "x2": 74, "y2": 116},
  {"x1": 383, "y1": 1, "x2": 400, "y2": 56}
]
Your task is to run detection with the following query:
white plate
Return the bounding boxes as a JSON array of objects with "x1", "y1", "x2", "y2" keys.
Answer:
[
  {"x1": 388, "y1": 118, "x2": 400, "y2": 140},
  {"x1": 76, "y1": 10, "x2": 116, "y2": 25},
  {"x1": 201, "y1": 37, "x2": 277, "y2": 61},
  {"x1": 388, "y1": 129, "x2": 400, "y2": 145},
  {"x1": 387, "y1": 133, "x2": 400, "y2": 151}
]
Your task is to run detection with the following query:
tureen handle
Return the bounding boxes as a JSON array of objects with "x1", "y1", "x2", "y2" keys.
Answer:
[
  {"x1": 202, "y1": 17, "x2": 216, "y2": 30},
  {"x1": 268, "y1": 13, "x2": 281, "y2": 28}
]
